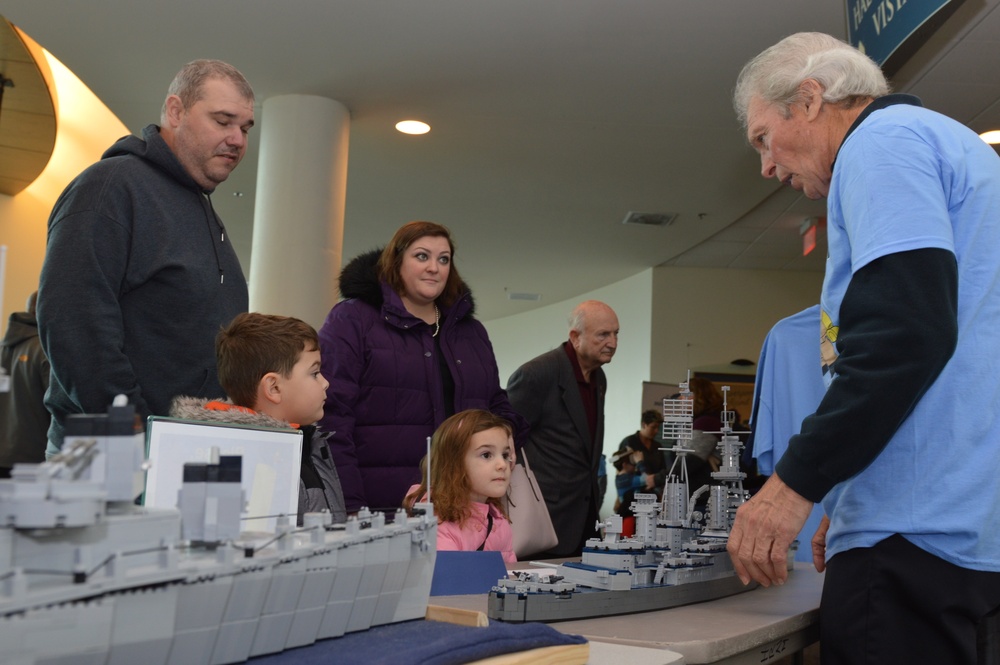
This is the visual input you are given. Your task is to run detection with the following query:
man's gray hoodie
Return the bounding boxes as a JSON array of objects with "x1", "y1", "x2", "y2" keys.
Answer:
[{"x1": 38, "y1": 124, "x2": 248, "y2": 455}]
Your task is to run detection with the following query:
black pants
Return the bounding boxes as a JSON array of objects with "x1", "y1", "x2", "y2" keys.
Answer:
[{"x1": 821, "y1": 534, "x2": 1000, "y2": 665}]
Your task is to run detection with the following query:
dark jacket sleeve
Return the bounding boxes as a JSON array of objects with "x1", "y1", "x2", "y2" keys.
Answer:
[
  {"x1": 506, "y1": 360, "x2": 544, "y2": 432},
  {"x1": 488, "y1": 386, "x2": 531, "y2": 452},
  {"x1": 775, "y1": 248, "x2": 958, "y2": 502},
  {"x1": 317, "y1": 302, "x2": 368, "y2": 513}
]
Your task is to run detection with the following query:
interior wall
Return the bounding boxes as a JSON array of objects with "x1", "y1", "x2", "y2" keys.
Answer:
[
  {"x1": 649, "y1": 265, "x2": 824, "y2": 385},
  {"x1": 484, "y1": 270, "x2": 653, "y2": 518},
  {"x1": 0, "y1": 48, "x2": 128, "y2": 325}
]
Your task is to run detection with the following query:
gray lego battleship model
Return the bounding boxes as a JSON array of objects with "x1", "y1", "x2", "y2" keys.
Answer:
[
  {"x1": 488, "y1": 379, "x2": 756, "y2": 623},
  {"x1": 0, "y1": 397, "x2": 437, "y2": 665}
]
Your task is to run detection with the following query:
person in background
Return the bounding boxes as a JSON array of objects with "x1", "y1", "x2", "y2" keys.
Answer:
[
  {"x1": 689, "y1": 377, "x2": 724, "y2": 434},
  {"x1": 319, "y1": 221, "x2": 528, "y2": 514},
  {"x1": 685, "y1": 377, "x2": 723, "y2": 491},
  {"x1": 611, "y1": 448, "x2": 647, "y2": 506},
  {"x1": 171, "y1": 312, "x2": 346, "y2": 525},
  {"x1": 610, "y1": 447, "x2": 645, "y2": 538},
  {"x1": 38, "y1": 59, "x2": 255, "y2": 457},
  {"x1": 0, "y1": 291, "x2": 49, "y2": 476},
  {"x1": 596, "y1": 453, "x2": 608, "y2": 511},
  {"x1": 617, "y1": 410, "x2": 665, "y2": 496},
  {"x1": 730, "y1": 32, "x2": 1000, "y2": 664},
  {"x1": 403, "y1": 409, "x2": 515, "y2": 563},
  {"x1": 507, "y1": 300, "x2": 619, "y2": 558}
]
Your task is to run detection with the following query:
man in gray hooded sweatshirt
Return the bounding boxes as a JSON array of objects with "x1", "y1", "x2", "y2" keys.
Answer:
[{"x1": 38, "y1": 60, "x2": 255, "y2": 456}]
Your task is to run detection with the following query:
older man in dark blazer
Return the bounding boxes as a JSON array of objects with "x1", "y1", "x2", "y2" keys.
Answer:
[{"x1": 507, "y1": 300, "x2": 619, "y2": 558}]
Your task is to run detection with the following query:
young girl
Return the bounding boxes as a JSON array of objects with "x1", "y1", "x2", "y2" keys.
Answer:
[{"x1": 404, "y1": 409, "x2": 516, "y2": 563}]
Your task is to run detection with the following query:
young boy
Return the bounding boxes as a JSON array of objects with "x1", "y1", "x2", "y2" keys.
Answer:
[
  {"x1": 171, "y1": 312, "x2": 346, "y2": 525},
  {"x1": 611, "y1": 448, "x2": 647, "y2": 511}
]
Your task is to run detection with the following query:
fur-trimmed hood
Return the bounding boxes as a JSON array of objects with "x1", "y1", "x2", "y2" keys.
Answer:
[
  {"x1": 169, "y1": 396, "x2": 293, "y2": 429},
  {"x1": 169, "y1": 397, "x2": 347, "y2": 525},
  {"x1": 337, "y1": 247, "x2": 476, "y2": 317}
]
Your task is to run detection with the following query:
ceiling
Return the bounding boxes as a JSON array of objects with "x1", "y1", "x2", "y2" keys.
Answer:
[{"x1": 2, "y1": 1, "x2": 999, "y2": 320}]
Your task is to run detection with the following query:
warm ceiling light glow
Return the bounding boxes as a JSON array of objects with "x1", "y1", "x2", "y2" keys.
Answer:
[
  {"x1": 395, "y1": 120, "x2": 430, "y2": 135},
  {"x1": 979, "y1": 130, "x2": 1000, "y2": 145}
]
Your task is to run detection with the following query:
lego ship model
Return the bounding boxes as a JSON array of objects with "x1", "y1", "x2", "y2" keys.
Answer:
[
  {"x1": 488, "y1": 380, "x2": 755, "y2": 623},
  {"x1": 0, "y1": 397, "x2": 436, "y2": 665}
]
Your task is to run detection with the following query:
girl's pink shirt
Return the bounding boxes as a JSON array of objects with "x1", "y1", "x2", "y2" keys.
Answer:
[{"x1": 408, "y1": 485, "x2": 516, "y2": 563}]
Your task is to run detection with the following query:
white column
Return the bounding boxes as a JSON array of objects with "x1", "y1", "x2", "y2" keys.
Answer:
[{"x1": 249, "y1": 95, "x2": 349, "y2": 329}]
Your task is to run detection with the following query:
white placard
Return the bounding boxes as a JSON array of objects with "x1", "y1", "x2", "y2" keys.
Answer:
[{"x1": 143, "y1": 416, "x2": 302, "y2": 533}]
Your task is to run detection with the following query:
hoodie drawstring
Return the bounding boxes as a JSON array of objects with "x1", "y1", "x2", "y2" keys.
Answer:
[{"x1": 203, "y1": 193, "x2": 226, "y2": 284}]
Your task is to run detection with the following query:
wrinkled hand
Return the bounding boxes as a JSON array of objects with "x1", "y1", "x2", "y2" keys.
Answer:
[
  {"x1": 727, "y1": 473, "x2": 814, "y2": 587},
  {"x1": 811, "y1": 514, "x2": 830, "y2": 573},
  {"x1": 645, "y1": 474, "x2": 656, "y2": 490}
]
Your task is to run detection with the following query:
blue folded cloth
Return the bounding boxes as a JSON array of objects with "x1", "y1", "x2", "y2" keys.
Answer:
[{"x1": 248, "y1": 618, "x2": 587, "y2": 665}]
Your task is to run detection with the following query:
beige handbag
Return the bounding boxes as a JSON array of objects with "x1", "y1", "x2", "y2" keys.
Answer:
[{"x1": 504, "y1": 449, "x2": 558, "y2": 559}]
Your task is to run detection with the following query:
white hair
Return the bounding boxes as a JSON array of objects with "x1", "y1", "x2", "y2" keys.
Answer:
[
  {"x1": 568, "y1": 304, "x2": 587, "y2": 334},
  {"x1": 734, "y1": 32, "x2": 889, "y2": 130}
]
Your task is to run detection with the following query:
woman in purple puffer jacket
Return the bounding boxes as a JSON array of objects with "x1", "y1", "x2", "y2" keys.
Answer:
[{"x1": 318, "y1": 221, "x2": 528, "y2": 514}]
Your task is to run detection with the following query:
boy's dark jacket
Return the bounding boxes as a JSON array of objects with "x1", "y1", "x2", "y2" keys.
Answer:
[{"x1": 170, "y1": 396, "x2": 347, "y2": 525}]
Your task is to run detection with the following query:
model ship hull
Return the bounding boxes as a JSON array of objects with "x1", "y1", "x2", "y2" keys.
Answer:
[
  {"x1": 488, "y1": 540, "x2": 757, "y2": 623},
  {"x1": 488, "y1": 571, "x2": 754, "y2": 623},
  {"x1": 0, "y1": 506, "x2": 437, "y2": 665}
]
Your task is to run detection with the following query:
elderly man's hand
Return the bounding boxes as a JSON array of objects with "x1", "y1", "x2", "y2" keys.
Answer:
[{"x1": 726, "y1": 473, "x2": 814, "y2": 587}]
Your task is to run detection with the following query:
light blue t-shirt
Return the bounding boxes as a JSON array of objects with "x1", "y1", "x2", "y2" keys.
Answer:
[
  {"x1": 750, "y1": 305, "x2": 826, "y2": 563},
  {"x1": 820, "y1": 101, "x2": 1000, "y2": 571}
]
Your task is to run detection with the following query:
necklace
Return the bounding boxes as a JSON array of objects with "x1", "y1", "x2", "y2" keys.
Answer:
[{"x1": 432, "y1": 304, "x2": 440, "y2": 337}]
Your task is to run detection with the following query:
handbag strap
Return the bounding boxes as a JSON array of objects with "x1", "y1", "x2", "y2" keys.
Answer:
[
  {"x1": 520, "y1": 448, "x2": 533, "y2": 472},
  {"x1": 516, "y1": 449, "x2": 544, "y2": 503},
  {"x1": 476, "y1": 512, "x2": 494, "y2": 551}
]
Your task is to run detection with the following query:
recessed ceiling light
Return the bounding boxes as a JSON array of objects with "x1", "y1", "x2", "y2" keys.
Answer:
[
  {"x1": 395, "y1": 120, "x2": 430, "y2": 135},
  {"x1": 979, "y1": 130, "x2": 1000, "y2": 145}
]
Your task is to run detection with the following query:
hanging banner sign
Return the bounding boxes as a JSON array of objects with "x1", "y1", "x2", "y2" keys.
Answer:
[{"x1": 847, "y1": 0, "x2": 964, "y2": 74}]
